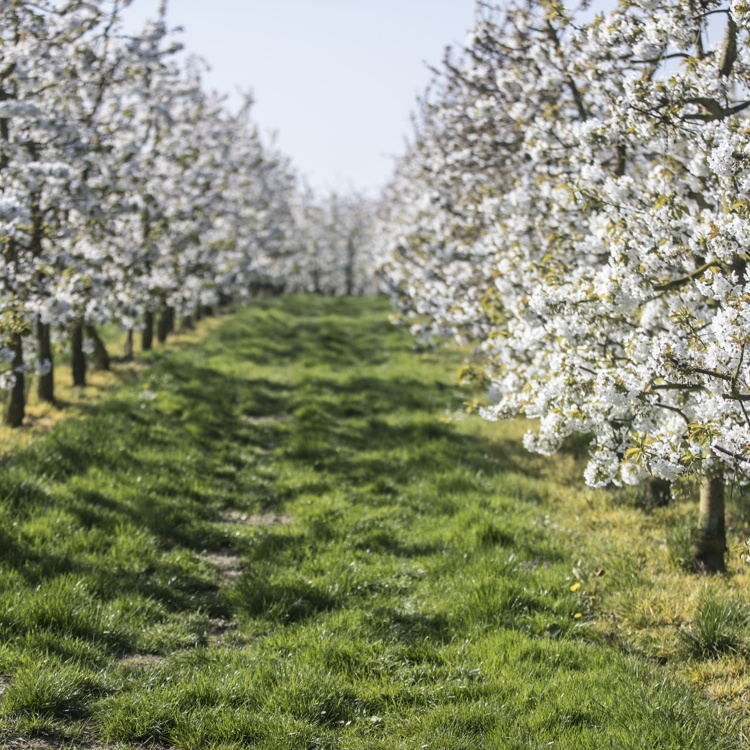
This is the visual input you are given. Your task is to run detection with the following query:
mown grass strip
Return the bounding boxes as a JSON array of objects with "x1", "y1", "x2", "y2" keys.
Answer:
[{"x1": 0, "y1": 295, "x2": 743, "y2": 748}]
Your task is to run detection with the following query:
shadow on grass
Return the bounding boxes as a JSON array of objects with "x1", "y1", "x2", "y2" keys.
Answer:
[
  {"x1": 278, "y1": 373, "x2": 541, "y2": 487},
  {"x1": 0, "y1": 294, "x2": 550, "y2": 659},
  {"x1": 228, "y1": 570, "x2": 337, "y2": 624},
  {"x1": 212, "y1": 296, "x2": 403, "y2": 369},
  {"x1": 370, "y1": 607, "x2": 453, "y2": 646}
]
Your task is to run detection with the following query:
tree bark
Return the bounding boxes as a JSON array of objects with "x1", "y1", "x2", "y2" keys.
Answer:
[
  {"x1": 647, "y1": 477, "x2": 671, "y2": 507},
  {"x1": 345, "y1": 236, "x2": 355, "y2": 296},
  {"x1": 141, "y1": 310, "x2": 154, "y2": 351},
  {"x1": 71, "y1": 322, "x2": 86, "y2": 387},
  {"x1": 692, "y1": 462, "x2": 726, "y2": 573},
  {"x1": 124, "y1": 329, "x2": 134, "y2": 361},
  {"x1": 4, "y1": 333, "x2": 24, "y2": 427},
  {"x1": 181, "y1": 314, "x2": 194, "y2": 331},
  {"x1": 157, "y1": 308, "x2": 169, "y2": 344},
  {"x1": 86, "y1": 325, "x2": 110, "y2": 371},
  {"x1": 218, "y1": 292, "x2": 232, "y2": 311},
  {"x1": 36, "y1": 319, "x2": 54, "y2": 404}
]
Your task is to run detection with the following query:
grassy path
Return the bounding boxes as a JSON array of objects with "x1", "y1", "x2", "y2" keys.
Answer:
[{"x1": 0, "y1": 296, "x2": 741, "y2": 748}]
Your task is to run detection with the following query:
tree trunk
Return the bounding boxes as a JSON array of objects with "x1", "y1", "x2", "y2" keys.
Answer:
[
  {"x1": 157, "y1": 308, "x2": 169, "y2": 344},
  {"x1": 141, "y1": 310, "x2": 154, "y2": 351},
  {"x1": 218, "y1": 292, "x2": 232, "y2": 311},
  {"x1": 345, "y1": 236, "x2": 355, "y2": 296},
  {"x1": 166, "y1": 306, "x2": 174, "y2": 334},
  {"x1": 692, "y1": 462, "x2": 726, "y2": 573},
  {"x1": 647, "y1": 477, "x2": 671, "y2": 507},
  {"x1": 71, "y1": 323, "x2": 86, "y2": 387},
  {"x1": 181, "y1": 314, "x2": 194, "y2": 331},
  {"x1": 194, "y1": 306, "x2": 203, "y2": 323},
  {"x1": 124, "y1": 329, "x2": 134, "y2": 361},
  {"x1": 37, "y1": 319, "x2": 54, "y2": 404},
  {"x1": 85, "y1": 325, "x2": 110, "y2": 371},
  {"x1": 4, "y1": 333, "x2": 24, "y2": 427}
]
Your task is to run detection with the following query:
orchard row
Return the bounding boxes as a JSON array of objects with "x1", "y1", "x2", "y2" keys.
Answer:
[
  {"x1": 0, "y1": 0, "x2": 376, "y2": 424},
  {"x1": 377, "y1": 0, "x2": 750, "y2": 571}
]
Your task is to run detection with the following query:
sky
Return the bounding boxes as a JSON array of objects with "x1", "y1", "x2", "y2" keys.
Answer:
[{"x1": 121, "y1": 1, "x2": 478, "y2": 196}]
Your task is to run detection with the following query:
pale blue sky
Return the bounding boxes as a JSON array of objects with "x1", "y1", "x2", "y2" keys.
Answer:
[{"x1": 121, "y1": 1, "x2": 478, "y2": 195}]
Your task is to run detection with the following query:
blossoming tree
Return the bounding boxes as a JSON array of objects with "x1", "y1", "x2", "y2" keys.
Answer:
[
  {"x1": 0, "y1": 1, "x2": 309, "y2": 422},
  {"x1": 380, "y1": 0, "x2": 750, "y2": 571}
]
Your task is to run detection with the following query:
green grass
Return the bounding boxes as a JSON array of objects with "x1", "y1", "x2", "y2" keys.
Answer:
[
  {"x1": 678, "y1": 589, "x2": 750, "y2": 660},
  {"x1": 0, "y1": 295, "x2": 743, "y2": 748}
]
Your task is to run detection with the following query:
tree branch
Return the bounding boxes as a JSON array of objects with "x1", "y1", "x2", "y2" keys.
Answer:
[
  {"x1": 653, "y1": 260, "x2": 721, "y2": 292},
  {"x1": 655, "y1": 402, "x2": 689, "y2": 421},
  {"x1": 719, "y1": 15, "x2": 737, "y2": 78},
  {"x1": 683, "y1": 98, "x2": 750, "y2": 122},
  {"x1": 713, "y1": 444, "x2": 750, "y2": 465}
]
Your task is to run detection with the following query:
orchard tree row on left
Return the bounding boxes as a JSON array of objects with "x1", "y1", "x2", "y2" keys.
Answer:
[{"x1": 0, "y1": 0, "x2": 376, "y2": 426}]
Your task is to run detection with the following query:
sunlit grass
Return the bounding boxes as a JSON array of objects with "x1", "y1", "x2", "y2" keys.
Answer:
[
  {"x1": 455, "y1": 391, "x2": 750, "y2": 713},
  {"x1": 0, "y1": 295, "x2": 744, "y2": 748}
]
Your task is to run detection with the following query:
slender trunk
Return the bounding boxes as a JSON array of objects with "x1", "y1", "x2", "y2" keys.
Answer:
[
  {"x1": 71, "y1": 323, "x2": 86, "y2": 387},
  {"x1": 345, "y1": 237, "x2": 355, "y2": 296},
  {"x1": 157, "y1": 308, "x2": 169, "y2": 344},
  {"x1": 692, "y1": 462, "x2": 726, "y2": 573},
  {"x1": 141, "y1": 310, "x2": 154, "y2": 352},
  {"x1": 203, "y1": 304, "x2": 214, "y2": 318},
  {"x1": 4, "y1": 333, "x2": 24, "y2": 427},
  {"x1": 647, "y1": 477, "x2": 671, "y2": 507},
  {"x1": 166, "y1": 306, "x2": 174, "y2": 334},
  {"x1": 36, "y1": 319, "x2": 54, "y2": 404},
  {"x1": 181, "y1": 314, "x2": 194, "y2": 331},
  {"x1": 86, "y1": 325, "x2": 110, "y2": 371},
  {"x1": 124, "y1": 329, "x2": 134, "y2": 361},
  {"x1": 194, "y1": 306, "x2": 203, "y2": 323},
  {"x1": 218, "y1": 292, "x2": 232, "y2": 311}
]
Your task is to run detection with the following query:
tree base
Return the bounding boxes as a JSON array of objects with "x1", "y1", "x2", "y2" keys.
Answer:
[
  {"x1": 37, "y1": 320, "x2": 54, "y2": 404},
  {"x1": 124, "y1": 329, "x2": 134, "y2": 361},
  {"x1": 142, "y1": 311, "x2": 154, "y2": 351},
  {"x1": 4, "y1": 333, "x2": 24, "y2": 427},
  {"x1": 71, "y1": 323, "x2": 86, "y2": 387},
  {"x1": 86, "y1": 325, "x2": 110, "y2": 371},
  {"x1": 691, "y1": 534, "x2": 726, "y2": 574}
]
